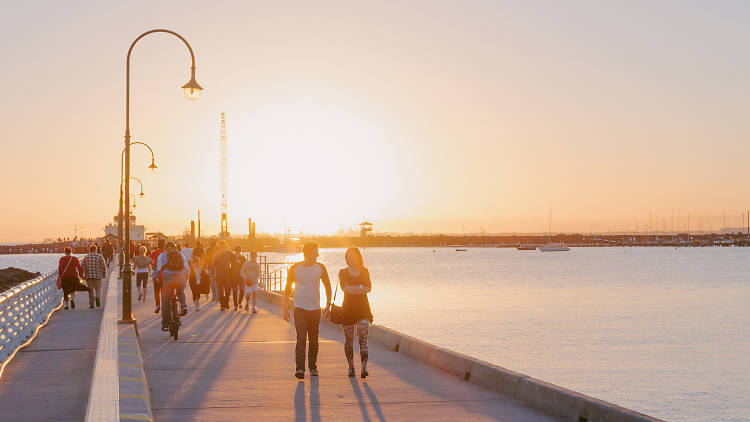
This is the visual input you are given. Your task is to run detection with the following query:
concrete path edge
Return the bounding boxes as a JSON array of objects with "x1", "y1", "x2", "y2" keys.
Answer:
[{"x1": 85, "y1": 261, "x2": 154, "y2": 422}]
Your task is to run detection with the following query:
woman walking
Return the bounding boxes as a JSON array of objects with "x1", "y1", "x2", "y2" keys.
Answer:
[
  {"x1": 188, "y1": 255, "x2": 205, "y2": 311},
  {"x1": 338, "y1": 247, "x2": 373, "y2": 378},
  {"x1": 134, "y1": 246, "x2": 151, "y2": 301},
  {"x1": 58, "y1": 247, "x2": 90, "y2": 310}
]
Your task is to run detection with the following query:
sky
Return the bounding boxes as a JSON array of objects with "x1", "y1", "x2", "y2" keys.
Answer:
[{"x1": 2, "y1": 1, "x2": 750, "y2": 242}]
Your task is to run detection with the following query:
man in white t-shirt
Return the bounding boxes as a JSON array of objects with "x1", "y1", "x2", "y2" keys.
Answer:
[{"x1": 283, "y1": 243, "x2": 332, "y2": 379}]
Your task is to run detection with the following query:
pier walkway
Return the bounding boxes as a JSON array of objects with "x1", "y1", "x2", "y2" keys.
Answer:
[
  {"x1": 0, "y1": 268, "x2": 111, "y2": 421},
  {"x1": 133, "y1": 295, "x2": 557, "y2": 421}
]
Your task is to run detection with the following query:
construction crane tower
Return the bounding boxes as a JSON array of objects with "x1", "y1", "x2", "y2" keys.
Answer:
[{"x1": 220, "y1": 112, "x2": 229, "y2": 239}]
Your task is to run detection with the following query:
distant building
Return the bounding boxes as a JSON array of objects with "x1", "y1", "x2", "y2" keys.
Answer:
[
  {"x1": 359, "y1": 221, "x2": 373, "y2": 239},
  {"x1": 104, "y1": 215, "x2": 145, "y2": 241}
]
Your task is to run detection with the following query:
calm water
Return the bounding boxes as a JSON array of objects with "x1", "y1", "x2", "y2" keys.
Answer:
[{"x1": 4, "y1": 248, "x2": 749, "y2": 421}]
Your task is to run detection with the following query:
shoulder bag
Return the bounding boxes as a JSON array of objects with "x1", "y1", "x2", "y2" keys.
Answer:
[{"x1": 328, "y1": 277, "x2": 344, "y2": 325}]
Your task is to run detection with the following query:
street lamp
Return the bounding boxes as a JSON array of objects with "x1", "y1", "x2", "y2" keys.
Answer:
[
  {"x1": 121, "y1": 29, "x2": 202, "y2": 324},
  {"x1": 118, "y1": 142, "x2": 156, "y2": 276}
]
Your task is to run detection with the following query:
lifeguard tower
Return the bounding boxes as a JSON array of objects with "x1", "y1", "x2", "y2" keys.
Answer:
[{"x1": 359, "y1": 221, "x2": 373, "y2": 239}]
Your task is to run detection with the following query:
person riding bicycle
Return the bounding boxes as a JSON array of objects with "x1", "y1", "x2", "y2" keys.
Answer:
[{"x1": 157, "y1": 241, "x2": 189, "y2": 331}]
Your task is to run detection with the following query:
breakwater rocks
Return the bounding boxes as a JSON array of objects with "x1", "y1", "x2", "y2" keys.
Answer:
[{"x1": 0, "y1": 267, "x2": 41, "y2": 293}]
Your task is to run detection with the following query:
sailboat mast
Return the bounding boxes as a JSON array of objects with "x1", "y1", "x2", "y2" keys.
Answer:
[{"x1": 548, "y1": 207, "x2": 551, "y2": 245}]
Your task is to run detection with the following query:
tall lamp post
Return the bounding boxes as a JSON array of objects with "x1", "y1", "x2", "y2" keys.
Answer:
[
  {"x1": 121, "y1": 29, "x2": 202, "y2": 324},
  {"x1": 118, "y1": 142, "x2": 156, "y2": 276}
]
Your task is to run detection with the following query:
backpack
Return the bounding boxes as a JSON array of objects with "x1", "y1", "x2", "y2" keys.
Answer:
[{"x1": 166, "y1": 249, "x2": 184, "y2": 271}]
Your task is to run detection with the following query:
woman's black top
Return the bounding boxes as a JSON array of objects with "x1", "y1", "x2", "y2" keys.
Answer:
[{"x1": 339, "y1": 267, "x2": 373, "y2": 325}]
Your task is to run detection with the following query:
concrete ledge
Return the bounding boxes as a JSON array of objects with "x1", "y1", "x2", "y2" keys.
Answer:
[
  {"x1": 258, "y1": 289, "x2": 661, "y2": 422},
  {"x1": 118, "y1": 324, "x2": 153, "y2": 422},
  {"x1": 84, "y1": 265, "x2": 120, "y2": 422},
  {"x1": 85, "y1": 260, "x2": 153, "y2": 422}
]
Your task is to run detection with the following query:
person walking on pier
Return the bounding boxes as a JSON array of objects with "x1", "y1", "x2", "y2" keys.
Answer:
[
  {"x1": 149, "y1": 239, "x2": 165, "y2": 313},
  {"x1": 230, "y1": 245, "x2": 246, "y2": 311},
  {"x1": 204, "y1": 240, "x2": 219, "y2": 301},
  {"x1": 338, "y1": 247, "x2": 373, "y2": 378},
  {"x1": 241, "y1": 251, "x2": 260, "y2": 313},
  {"x1": 134, "y1": 246, "x2": 151, "y2": 302},
  {"x1": 102, "y1": 240, "x2": 114, "y2": 267},
  {"x1": 283, "y1": 242, "x2": 332, "y2": 379},
  {"x1": 81, "y1": 244, "x2": 107, "y2": 309},
  {"x1": 58, "y1": 247, "x2": 90, "y2": 310},
  {"x1": 211, "y1": 240, "x2": 234, "y2": 311}
]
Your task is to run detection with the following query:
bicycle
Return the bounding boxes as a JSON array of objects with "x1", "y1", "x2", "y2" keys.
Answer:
[{"x1": 167, "y1": 289, "x2": 181, "y2": 341}]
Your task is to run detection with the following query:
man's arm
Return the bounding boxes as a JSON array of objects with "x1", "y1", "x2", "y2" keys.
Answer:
[
  {"x1": 283, "y1": 264, "x2": 296, "y2": 321},
  {"x1": 320, "y1": 264, "x2": 332, "y2": 310}
]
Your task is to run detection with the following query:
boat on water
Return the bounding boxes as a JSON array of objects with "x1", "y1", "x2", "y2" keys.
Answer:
[
  {"x1": 517, "y1": 245, "x2": 536, "y2": 251},
  {"x1": 456, "y1": 248, "x2": 468, "y2": 252},
  {"x1": 538, "y1": 207, "x2": 570, "y2": 252},
  {"x1": 537, "y1": 244, "x2": 570, "y2": 252}
]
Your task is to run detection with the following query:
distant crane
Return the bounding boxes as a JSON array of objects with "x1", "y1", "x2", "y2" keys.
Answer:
[{"x1": 220, "y1": 112, "x2": 229, "y2": 239}]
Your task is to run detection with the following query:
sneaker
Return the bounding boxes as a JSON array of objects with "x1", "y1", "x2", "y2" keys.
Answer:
[
  {"x1": 154, "y1": 305, "x2": 160, "y2": 313},
  {"x1": 310, "y1": 369, "x2": 319, "y2": 377},
  {"x1": 244, "y1": 304, "x2": 249, "y2": 311},
  {"x1": 64, "y1": 302, "x2": 69, "y2": 310},
  {"x1": 96, "y1": 298, "x2": 101, "y2": 308},
  {"x1": 137, "y1": 293, "x2": 142, "y2": 301},
  {"x1": 348, "y1": 367, "x2": 355, "y2": 378},
  {"x1": 180, "y1": 306, "x2": 188, "y2": 316},
  {"x1": 220, "y1": 307, "x2": 226, "y2": 312},
  {"x1": 252, "y1": 307, "x2": 258, "y2": 314},
  {"x1": 360, "y1": 369, "x2": 369, "y2": 379},
  {"x1": 295, "y1": 370, "x2": 304, "y2": 379},
  {"x1": 161, "y1": 325, "x2": 169, "y2": 332},
  {"x1": 71, "y1": 299, "x2": 76, "y2": 309}
]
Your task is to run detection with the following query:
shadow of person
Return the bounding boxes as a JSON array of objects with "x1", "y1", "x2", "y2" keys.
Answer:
[
  {"x1": 363, "y1": 382, "x2": 386, "y2": 422},
  {"x1": 310, "y1": 376, "x2": 321, "y2": 422},
  {"x1": 295, "y1": 381, "x2": 306, "y2": 422},
  {"x1": 348, "y1": 378, "x2": 372, "y2": 422}
]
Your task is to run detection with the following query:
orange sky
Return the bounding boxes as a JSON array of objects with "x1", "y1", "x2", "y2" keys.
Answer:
[{"x1": 2, "y1": 2, "x2": 750, "y2": 242}]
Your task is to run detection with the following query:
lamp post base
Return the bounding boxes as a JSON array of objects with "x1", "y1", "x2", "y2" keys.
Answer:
[{"x1": 118, "y1": 315, "x2": 136, "y2": 324}]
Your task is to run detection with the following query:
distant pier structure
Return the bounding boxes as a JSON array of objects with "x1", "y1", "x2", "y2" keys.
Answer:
[{"x1": 359, "y1": 221, "x2": 373, "y2": 239}]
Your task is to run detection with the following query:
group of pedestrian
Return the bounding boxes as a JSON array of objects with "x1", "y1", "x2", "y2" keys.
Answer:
[
  {"x1": 283, "y1": 243, "x2": 373, "y2": 379},
  {"x1": 59, "y1": 238, "x2": 374, "y2": 379},
  {"x1": 57, "y1": 244, "x2": 108, "y2": 310}
]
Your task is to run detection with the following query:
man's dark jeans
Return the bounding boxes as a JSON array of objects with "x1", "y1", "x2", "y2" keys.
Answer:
[
  {"x1": 294, "y1": 308, "x2": 321, "y2": 372},
  {"x1": 216, "y1": 275, "x2": 231, "y2": 309}
]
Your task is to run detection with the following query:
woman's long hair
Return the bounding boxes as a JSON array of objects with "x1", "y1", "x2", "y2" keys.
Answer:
[{"x1": 344, "y1": 247, "x2": 364, "y2": 268}]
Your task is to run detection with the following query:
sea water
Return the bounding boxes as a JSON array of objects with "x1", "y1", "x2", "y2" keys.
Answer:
[{"x1": 5, "y1": 247, "x2": 749, "y2": 421}]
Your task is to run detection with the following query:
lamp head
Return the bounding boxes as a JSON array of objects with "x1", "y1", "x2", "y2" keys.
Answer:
[
  {"x1": 139, "y1": 190, "x2": 144, "y2": 198},
  {"x1": 182, "y1": 78, "x2": 203, "y2": 101},
  {"x1": 149, "y1": 160, "x2": 158, "y2": 173}
]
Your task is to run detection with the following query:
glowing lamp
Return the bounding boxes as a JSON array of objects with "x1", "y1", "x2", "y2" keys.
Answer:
[{"x1": 182, "y1": 78, "x2": 203, "y2": 101}]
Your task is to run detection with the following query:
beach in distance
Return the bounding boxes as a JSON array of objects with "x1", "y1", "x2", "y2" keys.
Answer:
[{"x1": 6, "y1": 246, "x2": 748, "y2": 422}]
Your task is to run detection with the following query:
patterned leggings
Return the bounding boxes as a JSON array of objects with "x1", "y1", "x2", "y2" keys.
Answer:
[{"x1": 342, "y1": 319, "x2": 369, "y2": 368}]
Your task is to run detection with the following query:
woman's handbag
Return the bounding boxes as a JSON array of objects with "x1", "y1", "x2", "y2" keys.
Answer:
[{"x1": 328, "y1": 280, "x2": 345, "y2": 324}]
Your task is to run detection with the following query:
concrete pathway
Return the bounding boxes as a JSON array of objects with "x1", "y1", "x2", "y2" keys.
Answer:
[
  {"x1": 0, "y1": 269, "x2": 110, "y2": 422},
  {"x1": 135, "y1": 294, "x2": 559, "y2": 421}
]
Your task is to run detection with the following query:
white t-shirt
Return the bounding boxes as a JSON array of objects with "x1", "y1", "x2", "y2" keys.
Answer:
[
  {"x1": 241, "y1": 260, "x2": 260, "y2": 286},
  {"x1": 181, "y1": 247, "x2": 193, "y2": 262},
  {"x1": 292, "y1": 263, "x2": 324, "y2": 310}
]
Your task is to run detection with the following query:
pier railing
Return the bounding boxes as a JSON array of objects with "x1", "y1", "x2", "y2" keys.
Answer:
[{"x1": 0, "y1": 271, "x2": 62, "y2": 370}]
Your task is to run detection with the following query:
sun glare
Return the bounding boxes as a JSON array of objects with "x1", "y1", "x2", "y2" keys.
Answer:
[{"x1": 225, "y1": 97, "x2": 405, "y2": 234}]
